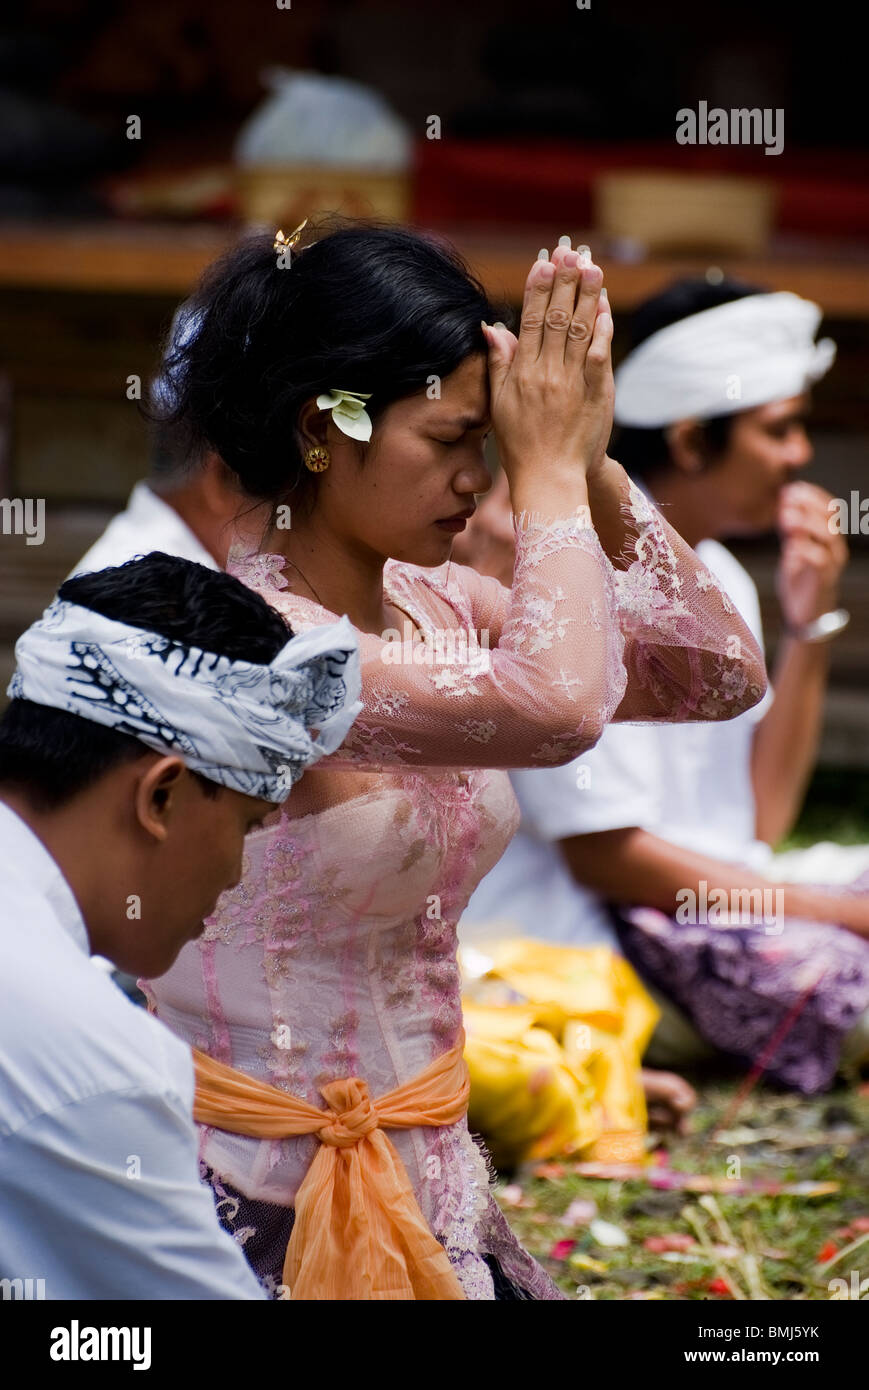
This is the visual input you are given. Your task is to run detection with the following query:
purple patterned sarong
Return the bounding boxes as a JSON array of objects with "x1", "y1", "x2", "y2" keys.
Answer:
[{"x1": 612, "y1": 868, "x2": 869, "y2": 1094}]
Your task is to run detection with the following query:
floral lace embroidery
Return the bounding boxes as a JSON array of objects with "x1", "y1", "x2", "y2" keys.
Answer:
[
  {"x1": 369, "y1": 686, "x2": 412, "y2": 717},
  {"x1": 696, "y1": 563, "x2": 737, "y2": 612},
  {"x1": 613, "y1": 479, "x2": 741, "y2": 646},
  {"x1": 511, "y1": 509, "x2": 606, "y2": 561},
  {"x1": 425, "y1": 1124, "x2": 497, "y2": 1301},
  {"x1": 692, "y1": 654, "x2": 758, "y2": 719},
  {"x1": 551, "y1": 669, "x2": 584, "y2": 700},
  {"x1": 229, "y1": 550, "x2": 290, "y2": 594},
  {"x1": 317, "y1": 1009, "x2": 361, "y2": 1081},
  {"x1": 457, "y1": 717, "x2": 498, "y2": 744},
  {"x1": 607, "y1": 477, "x2": 766, "y2": 721},
  {"x1": 255, "y1": 1024, "x2": 309, "y2": 1092},
  {"x1": 531, "y1": 720, "x2": 594, "y2": 763},
  {"x1": 427, "y1": 661, "x2": 489, "y2": 697},
  {"x1": 340, "y1": 721, "x2": 425, "y2": 761},
  {"x1": 612, "y1": 481, "x2": 693, "y2": 636},
  {"x1": 201, "y1": 852, "x2": 255, "y2": 945},
  {"x1": 404, "y1": 560, "x2": 475, "y2": 631},
  {"x1": 500, "y1": 583, "x2": 576, "y2": 656}
]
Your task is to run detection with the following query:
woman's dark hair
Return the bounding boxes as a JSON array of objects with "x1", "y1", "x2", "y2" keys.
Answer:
[
  {"x1": 612, "y1": 276, "x2": 764, "y2": 482},
  {"x1": 149, "y1": 215, "x2": 504, "y2": 510},
  {"x1": 0, "y1": 553, "x2": 291, "y2": 811}
]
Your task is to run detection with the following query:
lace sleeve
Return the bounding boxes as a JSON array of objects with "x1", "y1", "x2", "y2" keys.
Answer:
[
  {"x1": 230, "y1": 515, "x2": 627, "y2": 771},
  {"x1": 609, "y1": 476, "x2": 768, "y2": 721}
]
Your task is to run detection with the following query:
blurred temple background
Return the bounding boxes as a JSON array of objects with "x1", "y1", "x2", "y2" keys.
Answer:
[{"x1": 0, "y1": 0, "x2": 867, "y2": 773}]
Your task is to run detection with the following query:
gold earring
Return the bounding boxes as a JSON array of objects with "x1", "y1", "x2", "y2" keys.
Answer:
[{"x1": 304, "y1": 446, "x2": 330, "y2": 473}]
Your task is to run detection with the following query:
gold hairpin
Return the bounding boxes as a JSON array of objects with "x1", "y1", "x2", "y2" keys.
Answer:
[{"x1": 273, "y1": 218, "x2": 309, "y2": 257}]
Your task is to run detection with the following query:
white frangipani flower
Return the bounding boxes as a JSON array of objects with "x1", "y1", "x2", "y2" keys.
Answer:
[{"x1": 316, "y1": 389, "x2": 373, "y2": 442}]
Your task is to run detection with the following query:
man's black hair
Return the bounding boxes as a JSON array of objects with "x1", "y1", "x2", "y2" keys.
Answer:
[
  {"x1": 612, "y1": 276, "x2": 764, "y2": 482},
  {"x1": 0, "y1": 552, "x2": 291, "y2": 812}
]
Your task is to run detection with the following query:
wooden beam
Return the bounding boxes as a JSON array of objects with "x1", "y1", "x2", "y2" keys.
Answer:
[{"x1": 2, "y1": 221, "x2": 869, "y2": 317}]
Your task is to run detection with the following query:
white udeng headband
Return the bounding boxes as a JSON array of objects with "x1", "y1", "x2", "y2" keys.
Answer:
[
  {"x1": 613, "y1": 291, "x2": 836, "y2": 429},
  {"x1": 9, "y1": 599, "x2": 363, "y2": 803}
]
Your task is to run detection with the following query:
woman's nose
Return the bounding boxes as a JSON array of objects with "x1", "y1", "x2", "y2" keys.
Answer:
[{"x1": 460, "y1": 456, "x2": 493, "y2": 496}]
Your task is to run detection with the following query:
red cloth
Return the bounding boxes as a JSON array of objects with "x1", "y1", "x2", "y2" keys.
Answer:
[{"x1": 411, "y1": 138, "x2": 869, "y2": 239}]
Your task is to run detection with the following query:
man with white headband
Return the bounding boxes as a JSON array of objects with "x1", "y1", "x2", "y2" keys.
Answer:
[
  {"x1": 460, "y1": 277, "x2": 869, "y2": 1098},
  {"x1": 0, "y1": 552, "x2": 360, "y2": 1297},
  {"x1": 612, "y1": 288, "x2": 837, "y2": 432}
]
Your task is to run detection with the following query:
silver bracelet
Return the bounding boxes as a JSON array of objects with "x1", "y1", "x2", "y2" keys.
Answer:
[{"x1": 784, "y1": 608, "x2": 851, "y2": 643}]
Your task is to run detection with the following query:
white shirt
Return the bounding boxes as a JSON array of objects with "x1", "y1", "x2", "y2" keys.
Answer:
[
  {"x1": 460, "y1": 540, "x2": 774, "y2": 950},
  {"x1": 0, "y1": 802, "x2": 266, "y2": 1299},
  {"x1": 71, "y1": 481, "x2": 218, "y2": 577}
]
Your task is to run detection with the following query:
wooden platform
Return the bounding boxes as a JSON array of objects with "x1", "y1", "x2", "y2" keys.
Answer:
[{"x1": 2, "y1": 220, "x2": 869, "y2": 317}]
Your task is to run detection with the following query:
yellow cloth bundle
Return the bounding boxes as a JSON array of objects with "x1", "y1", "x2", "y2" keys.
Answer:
[{"x1": 461, "y1": 939, "x2": 659, "y2": 1169}]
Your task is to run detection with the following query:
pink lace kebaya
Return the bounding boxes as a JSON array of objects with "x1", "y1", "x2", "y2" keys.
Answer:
[{"x1": 143, "y1": 473, "x2": 766, "y2": 1300}]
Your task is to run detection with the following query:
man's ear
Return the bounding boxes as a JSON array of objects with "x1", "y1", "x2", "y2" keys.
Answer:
[
  {"x1": 134, "y1": 756, "x2": 189, "y2": 843},
  {"x1": 665, "y1": 419, "x2": 707, "y2": 474}
]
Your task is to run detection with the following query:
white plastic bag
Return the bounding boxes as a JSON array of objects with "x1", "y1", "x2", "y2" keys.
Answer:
[{"x1": 234, "y1": 68, "x2": 411, "y2": 171}]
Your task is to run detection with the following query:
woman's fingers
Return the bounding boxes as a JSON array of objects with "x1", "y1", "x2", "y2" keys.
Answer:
[
  {"x1": 509, "y1": 238, "x2": 609, "y2": 400},
  {"x1": 539, "y1": 249, "x2": 586, "y2": 368},
  {"x1": 481, "y1": 321, "x2": 520, "y2": 402},
  {"x1": 492, "y1": 322, "x2": 520, "y2": 366},
  {"x1": 514, "y1": 253, "x2": 556, "y2": 365},
  {"x1": 480, "y1": 322, "x2": 514, "y2": 400},
  {"x1": 583, "y1": 297, "x2": 613, "y2": 394},
  {"x1": 565, "y1": 262, "x2": 604, "y2": 373},
  {"x1": 544, "y1": 241, "x2": 607, "y2": 376}
]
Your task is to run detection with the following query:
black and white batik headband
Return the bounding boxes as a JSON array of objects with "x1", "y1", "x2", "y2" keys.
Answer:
[{"x1": 9, "y1": 599, "x2": 363, "y2": 803}]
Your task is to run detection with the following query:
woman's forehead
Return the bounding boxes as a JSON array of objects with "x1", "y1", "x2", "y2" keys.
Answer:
[{"x1": 429, "y1": 354, "x2": 490, "y2": 418}]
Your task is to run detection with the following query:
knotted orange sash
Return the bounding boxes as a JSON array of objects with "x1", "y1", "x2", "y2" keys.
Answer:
[{"x1": 192, "y1": 1038, "x2": 470, "y2": 1300}]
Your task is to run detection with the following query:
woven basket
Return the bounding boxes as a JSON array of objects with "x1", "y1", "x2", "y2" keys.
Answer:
[{"x1": 236, "y1": 163, "x2": 411, "y2": 226}]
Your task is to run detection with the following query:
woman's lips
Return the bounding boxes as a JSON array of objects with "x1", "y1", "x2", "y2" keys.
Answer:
[{"x1": 435, "y1": 517, "x2": 469, "y2": 533}]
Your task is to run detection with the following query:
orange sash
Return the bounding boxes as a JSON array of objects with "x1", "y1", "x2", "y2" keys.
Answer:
[{"x1": 192, "y1": 1039, "x2": 470, "y2": 1301}]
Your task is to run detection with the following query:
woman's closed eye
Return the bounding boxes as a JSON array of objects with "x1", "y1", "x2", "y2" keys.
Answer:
[{"x1": 432, "y1": 429, "x2": 492, "y2": 447}]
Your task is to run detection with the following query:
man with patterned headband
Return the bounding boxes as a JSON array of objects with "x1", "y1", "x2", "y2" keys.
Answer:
[
  {"x1": 0, "y1": 552, "x2": 360, "y2": 1298},
  {"x1": 459, "y1": 276, "x2": 869, "y2": 1103}
]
